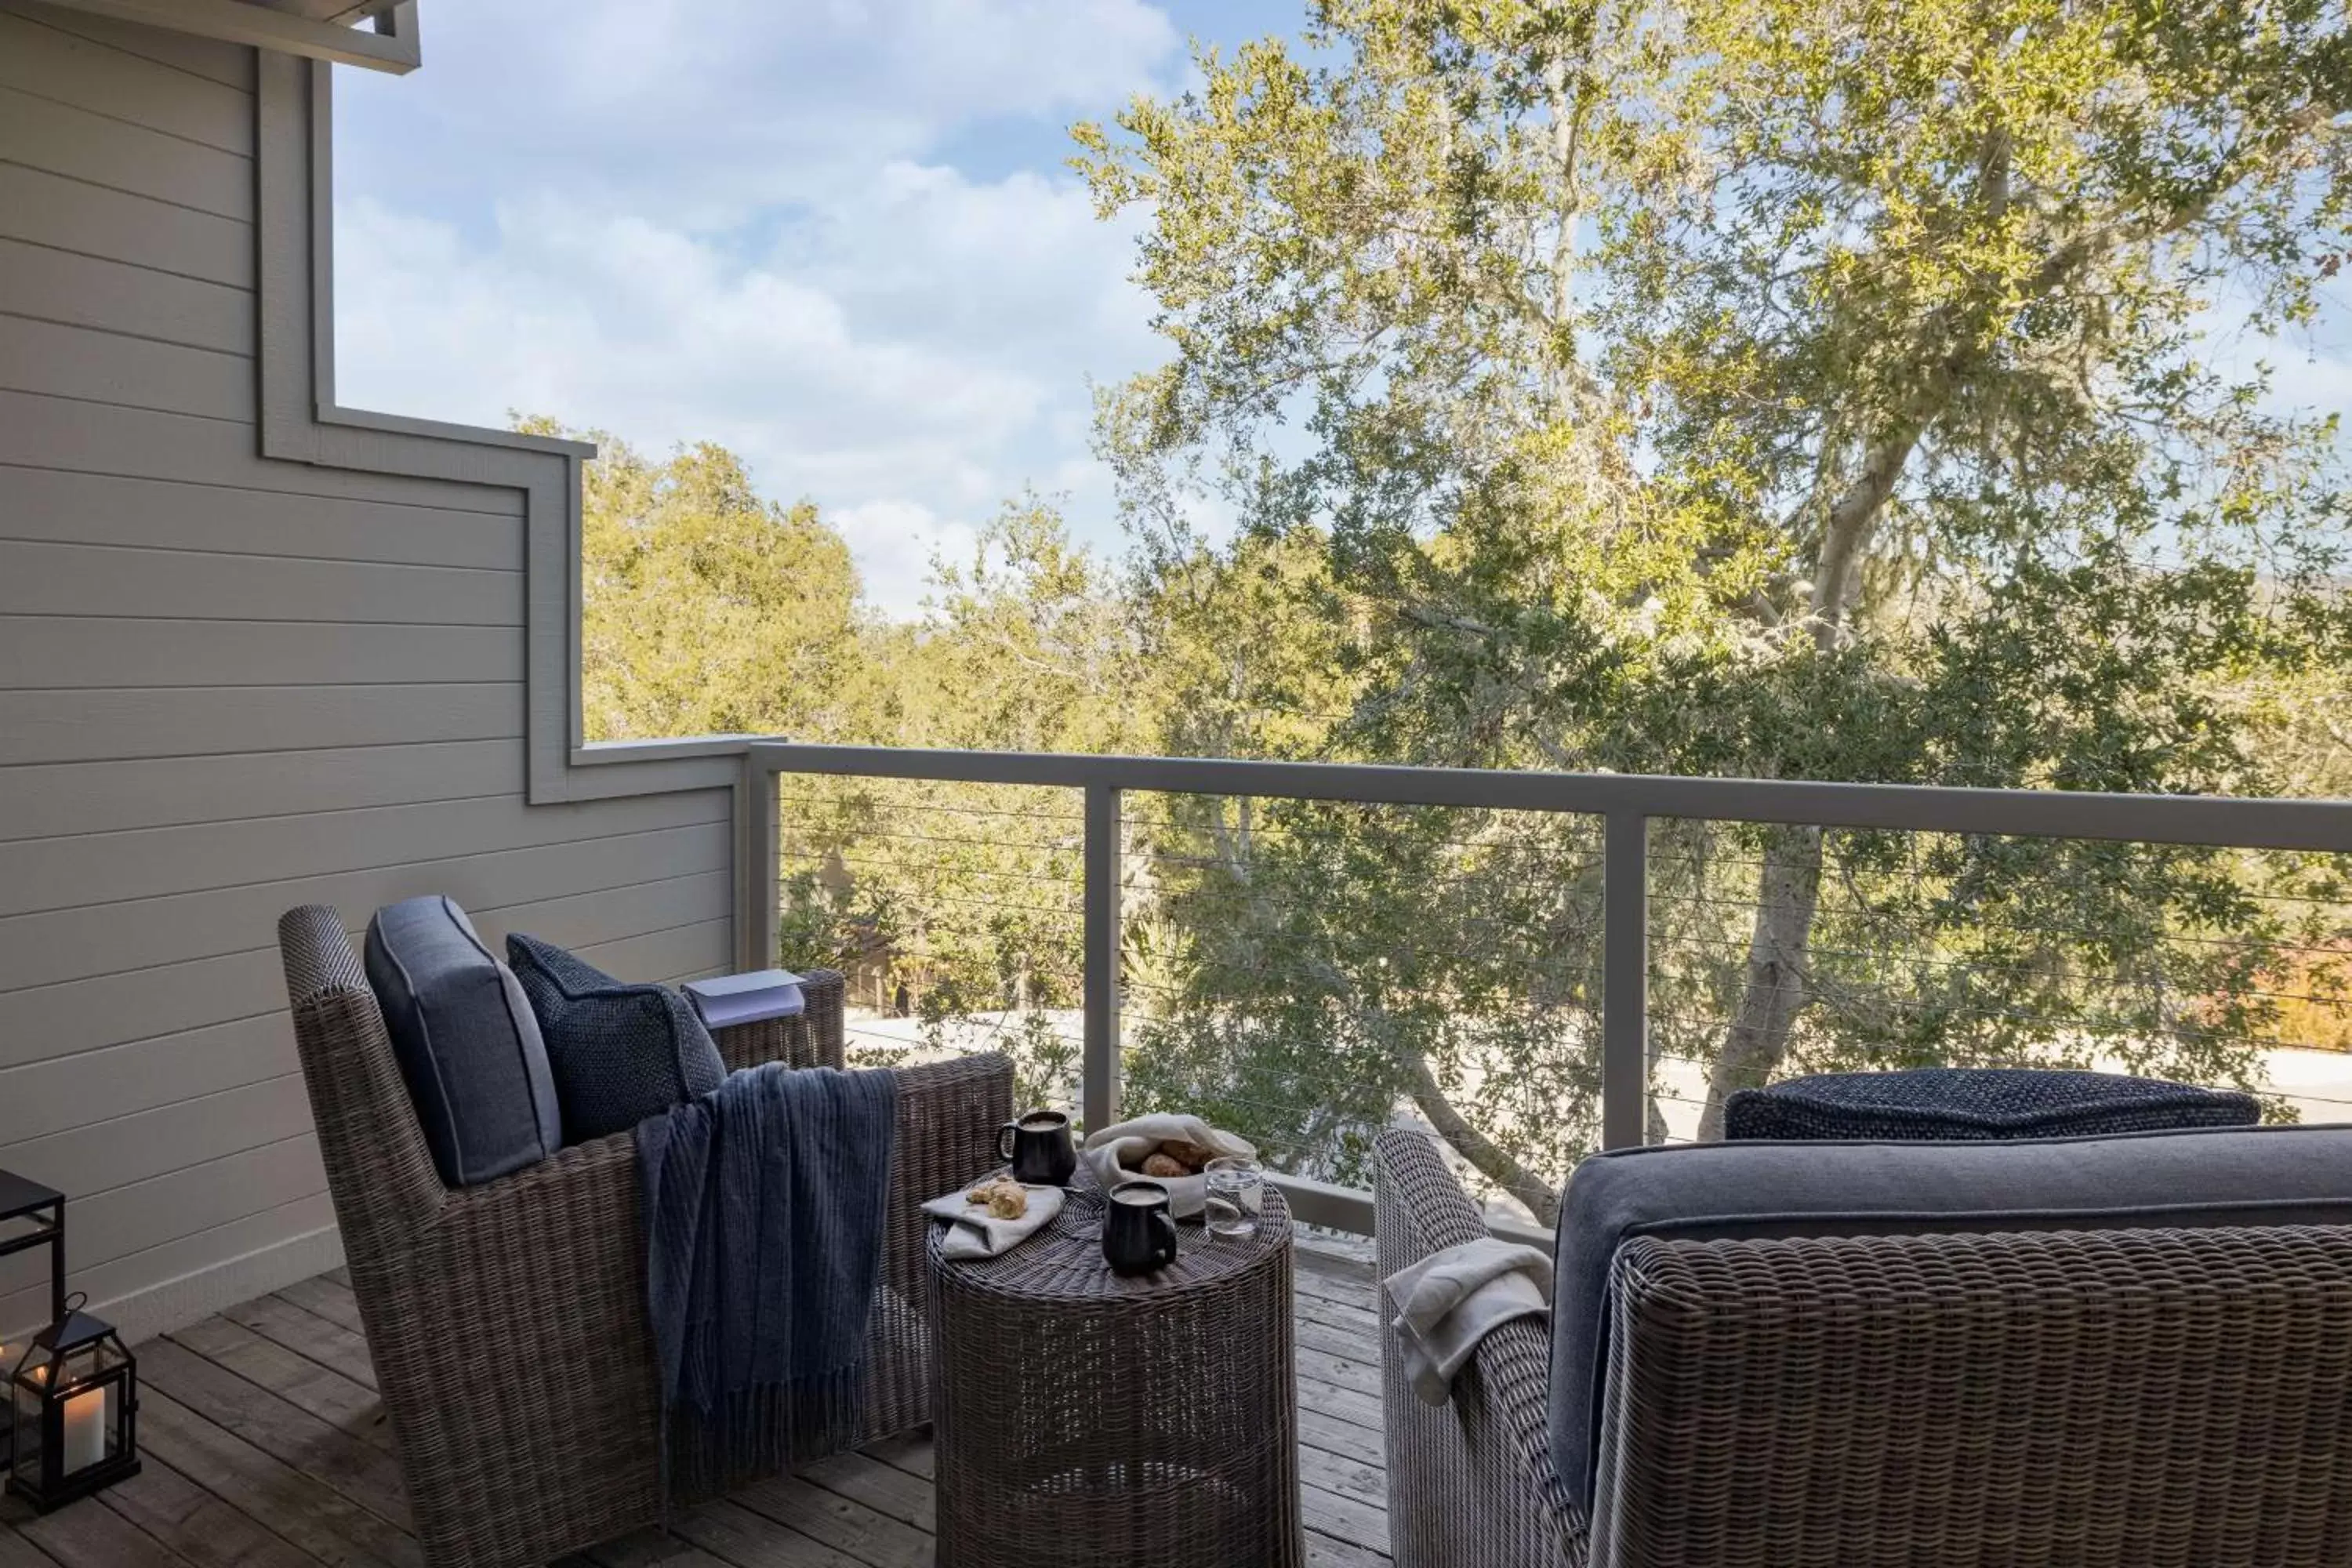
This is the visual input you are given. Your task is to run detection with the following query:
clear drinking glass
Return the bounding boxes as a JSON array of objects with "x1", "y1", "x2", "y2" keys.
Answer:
[{"x1": 1203, "y1": 1156, "x2": 1264, "y2": 1238}]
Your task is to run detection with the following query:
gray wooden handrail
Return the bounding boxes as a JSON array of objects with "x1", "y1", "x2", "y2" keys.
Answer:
[{"x1": 738, "y1": 739, "x2": 2352, "y2": 1240}]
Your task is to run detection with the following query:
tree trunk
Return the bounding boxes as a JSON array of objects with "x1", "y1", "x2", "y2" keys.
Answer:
[
  {"x1": 1691, "y1": 407, "x2": 1914, "y2": 1136},
  {"x1": 1646, "y1": 1043, "x2": 1672, "y2": 1145},
  {"x1": 1700, "y1": 822, "x2": 1825, "y2": 1139}
]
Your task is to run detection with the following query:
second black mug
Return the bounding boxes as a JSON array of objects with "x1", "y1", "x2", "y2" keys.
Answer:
[
  {"x1": 1104, "y1": 1180, "x2": 1180, "y2": 1276},
  {"x1": 997, "y1": 1109, "x2": 1078, "y2": 1186}
]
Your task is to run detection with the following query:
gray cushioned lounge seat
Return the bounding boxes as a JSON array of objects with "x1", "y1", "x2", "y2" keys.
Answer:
[{"x1": 1550, "y1": 1121, "x2": 2352, "y2": 1511}]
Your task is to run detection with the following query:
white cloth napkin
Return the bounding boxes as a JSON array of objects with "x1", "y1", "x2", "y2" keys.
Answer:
[
  {"x1": 1080, "y1": 1112, "x2": 1258, "y2": 1218},
  {"x1": 1383, "y1": 1237, "x2": 1553, "y2": 1406},
  {"x1": 922, "y1": 1182, "x2": 1065, "y2": 1260}
]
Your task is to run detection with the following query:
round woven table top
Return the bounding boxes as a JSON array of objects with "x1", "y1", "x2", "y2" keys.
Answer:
[{"x1": 927, "y1": 1162, "x2": 1293, "y2": 1307}]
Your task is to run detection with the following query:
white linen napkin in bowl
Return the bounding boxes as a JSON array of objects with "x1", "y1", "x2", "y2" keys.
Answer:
[
  {"x1": 1081, "y1": 1112, "x2": 1258, "y2": 1218},
  {"x1": 922, "y1": 1182, "x2": 1064, "y2": 1260}
]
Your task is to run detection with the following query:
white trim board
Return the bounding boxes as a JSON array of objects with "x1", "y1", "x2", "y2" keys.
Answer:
[{"x1": 32, "y1": 0, "x2": 420, "y2": 73}]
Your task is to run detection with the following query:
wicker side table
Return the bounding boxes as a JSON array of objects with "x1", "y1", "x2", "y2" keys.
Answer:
[{"x1": 927, "y1": 1168, "x2": 1303, "y2": 1568}]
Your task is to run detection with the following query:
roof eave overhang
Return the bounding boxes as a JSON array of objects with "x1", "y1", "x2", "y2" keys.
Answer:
[{"x1": 34, "y1": 0, "x2": 420, "y2": 73}]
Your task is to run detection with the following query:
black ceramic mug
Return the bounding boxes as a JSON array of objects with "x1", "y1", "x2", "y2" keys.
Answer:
[
  {"x1": 997, "y1": 1109, "x2": 1078, "y2": 1187},
  {"x1": 1103, "y1": 1181, "x2": 1179, "y2": 1276}
]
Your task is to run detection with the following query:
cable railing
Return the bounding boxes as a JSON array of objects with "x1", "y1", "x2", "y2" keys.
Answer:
[{"x1": 744, "y1": 742, "x2": 2352, "y2": 1238}]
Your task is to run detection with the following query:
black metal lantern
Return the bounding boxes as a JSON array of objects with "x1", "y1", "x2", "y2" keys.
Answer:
[{"x1": 8, "y1": 1298, "x2": 139, "y2": 1512}]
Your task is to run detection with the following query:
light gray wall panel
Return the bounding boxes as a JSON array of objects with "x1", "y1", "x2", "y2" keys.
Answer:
[
  {"x1": 466, "y1": 866, "x2": 733, "y2": 960},
  {"x1": 0, "y1": 850, "x2": 734, "y2": 1070},
  {"x1": 0, "y1": 9, "x2": 254, "y2": 152},
  {"x1": 0, "y1": 1192, "x2": 333, "y2": 1343},
  {"x1": 0, "y1": 237, "x2": 252, "y2": 353},
  {"x1": 0, "y1": 1012, "x2": 296, "y2": 1147},
  {"x1": 0, "y1": 539, "x2": 523, "y2": 623},
  {"x1": 0, "y1": 1134, "x2": 325, "y2": 1308},
  {"x1": 0, "y1": 617, "x2": 524, "y2": 690},
  {"x1": 0, "y1": 682, "x2": 525, "y2": 765},
  {"x1": 0, "y1": 1073, "x2": 312, "y2": 1207},
  {"x1": 0, "y1": 788, "x2": 728, "y2": 918},
  {"x1": 0, "y1": 739, "x2": 524, "y2": 840},
  {"x1": 0, "y1": 815, "x2": 734, "y2": 996},
  {"x1": 0, "y1": 84, "x2": 252, "y2": 219},
  {"x1": 0, "y1": 313, "x2": 252, "y2": 419},
  {"x1": 1, "y1": 463, "x2": 525, "y2": 562},
  {"x1": 0, "y1": 948, "x2": 286, "y2": 1072},
  {"x1": 576, "y1": 917, "x2": 734, "y2": 985},
  {"x1": 10, "y1": 2, "x2": 258, "y2": 89},
  {"x1": 0, "y1": 390, "x2": 533, "y2": 512},
  {"x1": 0, "y1": 165, "x2": 249, "y2": 285}
]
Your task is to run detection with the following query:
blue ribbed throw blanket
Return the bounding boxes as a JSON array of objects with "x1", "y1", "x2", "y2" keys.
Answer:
[{"x1": 637, "y1": 1062, "x2": 898, "y2": 1500}]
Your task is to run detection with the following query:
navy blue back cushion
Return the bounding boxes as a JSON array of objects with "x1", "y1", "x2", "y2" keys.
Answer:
[
  {"x1": 362, "y1": 896, "x2": 561, "y2": 1188},
  {"x1": 1726, "y1": 1067, "x2": 2259, "y2": 1142},
  {"x1": 506, "y1": 934, "x2": 727, "y2": 1142}
]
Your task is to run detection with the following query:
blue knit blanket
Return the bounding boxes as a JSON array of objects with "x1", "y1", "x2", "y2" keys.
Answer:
[{"x1": 637, "y1": 1062, "x2": 898, "y2": 1499}]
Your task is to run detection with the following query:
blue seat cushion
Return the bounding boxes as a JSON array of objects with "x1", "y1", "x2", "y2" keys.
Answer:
[
  {"x1": 1726, "y1": 1066, "x2": 2258, "y2": 1142},
  {"x1": 1549, "y1": 1121, "x2": 2352, "y2": 1515},
  {"x1": 362, "y1": 895, "x2": 561, "y2": 1188},
  {"x1": 506, "y1": 933, "x2": 727, "y2": 1142}
]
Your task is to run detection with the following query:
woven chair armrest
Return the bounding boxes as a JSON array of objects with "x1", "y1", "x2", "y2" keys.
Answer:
[
  {"x1": 426, "y1": 1040, "x2": 1005, "y2": 1258},
  {"x1": 428, "y1": 1044, "x2": 1006, "y2": 1254},
  {"x1": 708, "y1": 969, "x2": 848, "y2": 1072},
  {"x1": 884, "y1": 1050, "x2": 1014, "y2": 1202},
  {"x1": 1374, "y1": 1129, "x2": 1585, "y2": 1568}
]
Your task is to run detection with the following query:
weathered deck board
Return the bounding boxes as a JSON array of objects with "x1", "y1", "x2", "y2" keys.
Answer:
[{"x1": 2, "y1": 1247, "x2": 1393, "y2": 1565}]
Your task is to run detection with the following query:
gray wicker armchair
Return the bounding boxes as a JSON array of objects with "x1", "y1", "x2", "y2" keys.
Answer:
[
  {"x1": 1374, "y1": 1127, "x2": 2352, "y2": 1568},
  {"x1": 276, "y1": 904, "x2": 1011, "y2": 1568}
]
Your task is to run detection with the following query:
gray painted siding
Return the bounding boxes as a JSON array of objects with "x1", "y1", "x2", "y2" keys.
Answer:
[{"x1": 0, "y1": 4, "x2": 735, "y2": 1340}]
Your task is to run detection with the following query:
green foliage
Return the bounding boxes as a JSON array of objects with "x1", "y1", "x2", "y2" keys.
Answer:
[
  {"x1": 1075, "y1": 0, "x2": 2352, "y2": 1206},
  {"x1": 563, "y1": 0, "x2": 2352, "y2": 1220},
  {"x1": 555, "y1": 426, "x2": 869, "y2": 742}
]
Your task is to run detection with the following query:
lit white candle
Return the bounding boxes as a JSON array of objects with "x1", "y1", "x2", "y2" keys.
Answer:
[{"x1": 61, "y1": 1385, "x2": 107, "y2": 1472}]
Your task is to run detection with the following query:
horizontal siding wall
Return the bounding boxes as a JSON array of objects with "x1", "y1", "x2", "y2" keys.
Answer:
[{"x1": 0, "y1": 4, "x2": 735, "y2": 1341}]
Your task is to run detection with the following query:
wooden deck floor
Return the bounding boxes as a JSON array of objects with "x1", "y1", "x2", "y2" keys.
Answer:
[{"x1": 0, "y1": 1248, "x2": 1393, "y2": 1568}]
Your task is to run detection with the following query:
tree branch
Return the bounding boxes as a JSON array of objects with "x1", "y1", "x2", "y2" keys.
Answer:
[
  {"x1": 1402, "y1": 1050, "x2": 1563, "y2": 1228},
  {"x1": 1797, "y1": 100, "x2": 2342, "y2": 644}
]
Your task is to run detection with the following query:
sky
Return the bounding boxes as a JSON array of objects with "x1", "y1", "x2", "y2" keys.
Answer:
[
  {"x1": 332, "y1": 1, "x2": 1280, "y2": 618},
  {"x1": 332, "y1": 4, "x2": 2352, "y2": 621}
]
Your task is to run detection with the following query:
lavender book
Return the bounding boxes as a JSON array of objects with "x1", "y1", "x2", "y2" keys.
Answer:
[{"x1": 682, "y1": 969, "x2": 806, "y2": 1029}]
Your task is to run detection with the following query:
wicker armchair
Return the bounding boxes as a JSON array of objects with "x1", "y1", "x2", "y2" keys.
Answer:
[
  {"x1": 276, "y1": 905, "x2": 1011, "y2": 1568},
  {"x1": 1374, "y1": 1127, "x2": 2352, "y2": 1568}
]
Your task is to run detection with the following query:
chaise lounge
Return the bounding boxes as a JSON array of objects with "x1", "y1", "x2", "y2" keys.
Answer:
[{"x1": 276, "y1": 905, "x2": 1011, "y2": 1568}]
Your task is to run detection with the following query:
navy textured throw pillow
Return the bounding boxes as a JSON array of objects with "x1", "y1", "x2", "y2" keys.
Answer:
[
  {"x1": 505, "y1": 933, "x2": 728, "y2": 1143},
  {"x1": 1724, "y1": 1066, "x2": 2259, "y2": 1143}
]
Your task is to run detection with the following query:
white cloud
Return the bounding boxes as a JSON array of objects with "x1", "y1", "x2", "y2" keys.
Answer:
[
  {"x1": 331, "y1": 1, "x2": 1183, "y2": 615},
  {"x1": 345, "y1": 0, "x2": 1178, "y2": 223},
  {"x1": 832, "y1": 499, "x2": 980, "y2": 619}
]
